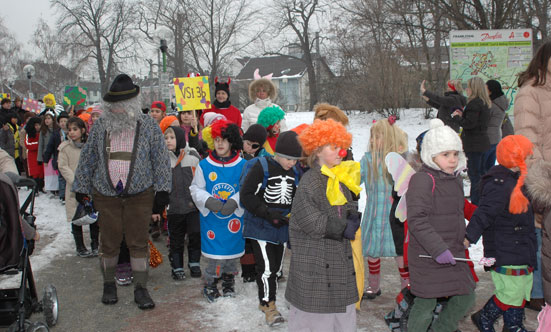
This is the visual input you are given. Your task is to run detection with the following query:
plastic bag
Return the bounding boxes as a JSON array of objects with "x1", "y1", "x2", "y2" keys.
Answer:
[{"x1": 72, "y1": 201, "x2": 99, "y2": 226}]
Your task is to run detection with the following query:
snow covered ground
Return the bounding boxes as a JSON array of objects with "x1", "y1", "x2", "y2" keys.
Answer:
[{"x1": 0, "y1": 108, "x2": 486, "y2": 331}]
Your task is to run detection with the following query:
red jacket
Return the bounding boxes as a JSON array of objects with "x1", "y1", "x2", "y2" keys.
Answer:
[
  {"x1": 201, "y1": 105, "x2": 242, "y2": 128},
  {"x1": 25, "y1": 134, "x2": 43, "y2": 178}
]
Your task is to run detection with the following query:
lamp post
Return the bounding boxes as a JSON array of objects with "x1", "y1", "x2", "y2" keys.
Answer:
[
  {"x1": 23, "y1": 64, "x2": 35, "y2": 99},
  {"x1": 159, "y1": 39, "x2": 169, "y2": 106}
]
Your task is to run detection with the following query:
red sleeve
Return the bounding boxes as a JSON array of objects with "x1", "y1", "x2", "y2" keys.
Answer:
[{"x1": 463, "y1": 199, "x2": 477, "y2": 221}]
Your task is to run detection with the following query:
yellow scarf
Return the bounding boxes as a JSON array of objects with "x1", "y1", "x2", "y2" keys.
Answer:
[
  {"x1": 320, "y1": 161, "x2": 362, "y2": 206},
  {"x1": 321, "y1": 160, "x2": 364, "y2": 310}
]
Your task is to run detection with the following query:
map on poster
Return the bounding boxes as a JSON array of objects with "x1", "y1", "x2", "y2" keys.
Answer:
[{"x1": 450, "y1": 29, "x2": 532, "y2": 111}]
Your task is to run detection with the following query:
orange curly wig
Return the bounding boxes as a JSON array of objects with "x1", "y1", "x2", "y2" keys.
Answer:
[{"x1": 298, "y1": 119, "x2": 352, "y2": 155}]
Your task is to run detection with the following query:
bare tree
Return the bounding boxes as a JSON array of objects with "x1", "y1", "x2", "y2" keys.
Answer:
[
  {"x1": 519, "y1": 0, "x2": 550, "y2": 46},
  {"x1": 270, "y1": 0, "x2": 324, "y2": 111},
  {"x1": 52, "y1": 0, "x2": 142, "y2": 94},
  {"x1": 0, "y1": 18, "x2": 22, "y2": 88}
]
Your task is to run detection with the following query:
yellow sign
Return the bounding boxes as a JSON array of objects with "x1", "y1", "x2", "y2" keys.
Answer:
[
  {"x1": 173, "y1": 76, "x2": 211, "y2": 111},
  {"x1": 0, "y1": 93, "x2": 10, "y2": 100}
]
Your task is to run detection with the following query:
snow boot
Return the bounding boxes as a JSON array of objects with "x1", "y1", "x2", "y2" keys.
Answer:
[
  {"x1": 471, "y1": 297, "x2": 504, "y2": 332},
  {"x1": 221, "y1": 273, "x2": 235, "y2": 297},
  {"x1": 133, "y1": 271, "x2": 155, "y2": 310},
  {"x1": 203, "y1": 280, "x2": 221, "y2": 303},
  {"x1": 169, "y1": 251, "x2": 185, "y2": 280},
  {"x1": 101, "y1": 282, "x2": 118, "y2": 305},
  {"x1": 502, "y1": 307, "x2": 533, "y2": 332},
  {"x1": 72, "y1": 224, "x2": 91, "y2": 257},
  {"x1": 259, "y1": 301, "x2": 284, "y2": 327},
  {"x1": 189, "y1": 264, "x2": 202, "y2": 278}
]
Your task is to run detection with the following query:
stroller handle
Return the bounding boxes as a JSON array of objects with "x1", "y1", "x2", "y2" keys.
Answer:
[{"x1": 4, "y1": 172, "x2": 37, "y2": 188}]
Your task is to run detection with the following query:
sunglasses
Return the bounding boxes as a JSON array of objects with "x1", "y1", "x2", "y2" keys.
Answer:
[{"x1": 251, "y1": 143, "x2": 260, "y2": 149}]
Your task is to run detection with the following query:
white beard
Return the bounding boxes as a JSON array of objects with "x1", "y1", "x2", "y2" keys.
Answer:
[{"x1": 100, "y1": 96, "x2": 142, "y2": 134}]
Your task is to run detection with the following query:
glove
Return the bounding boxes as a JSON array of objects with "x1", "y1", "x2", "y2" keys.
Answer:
[
  {"x1": 343, "y1": 215, "x2": 361, "y2": 240},
  {"x1": 205, "y1": 197, "x2": 223, "y2": 212},
  {"x1": 220, "y1": 199, "x2": 238, "y2": 216},
  {"x1": 152, "y1": 191, "x2": 169, "y2": 214},
  {"x1": 266, "y1": 210, "x2": 289, "y2": 229},
  {"x1": 435, "y1": 249, "x2": 456, "y2": 265},
  {"x1": 75, "y1": 193, "x2": 90, "y2": 205}
]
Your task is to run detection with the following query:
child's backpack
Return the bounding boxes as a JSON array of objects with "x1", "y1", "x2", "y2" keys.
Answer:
[{"x1": 240, "y1": 156, "x2": 299, "y2": 190}]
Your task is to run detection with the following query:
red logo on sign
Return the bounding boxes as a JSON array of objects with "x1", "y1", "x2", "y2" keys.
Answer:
[
  {"x1": 524, "y1": 31, "x2": 530, "y2": 38},
  {"x1": 207, "y1": 230, "x2": 215, "y2": 239},
  {"x1": 228, "y1": 219, "x2": 241, "y2": 233}
]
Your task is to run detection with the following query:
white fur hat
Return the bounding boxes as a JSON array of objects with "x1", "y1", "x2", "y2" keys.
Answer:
[{"x1": 421, "y1": 119, "x2": 466, "y2": 172}]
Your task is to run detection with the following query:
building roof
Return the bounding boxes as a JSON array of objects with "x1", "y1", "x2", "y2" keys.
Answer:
[{"x1": 235, "y1": 55, "x2": 307, "y2": 80}]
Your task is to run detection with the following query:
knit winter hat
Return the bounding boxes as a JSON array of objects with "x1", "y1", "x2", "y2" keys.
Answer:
[
  {"x1": 160, "y1": 115, "x2": 179, "y2": 134},
  {"x1": 210, "y1": 119, "x2": 243, "y2": 151},
  {"x1": 257, "y1": 105, "x2": 285, "y2": 128},
  {"x1": 243, "y1": 124, "x2": 268, "y2": 145},
  {"x1": 496, "y1": 135, "x2": 533, "y2": 214},
  {"x1": 151, "y1": 101, "x2": 166, "y2": 113},
  {"x1": 90, "y1": 104, "x2": 102, "y2": 115},
  {"x1": 275, "y1": 131, "x2": 303, "y2": 160},
  {"x1": 203, "y1": 112, "x2": 226, "y2": 127},
  {"x1": 214, "y1": 78, "x2": 230, "y2": 98},
  {"x1": 420, "y1": 119, "x2": 466, "y2": 172},
  {"x1": 298, "y1": 119, "x2": 352, "y2": 155},
  {"x1": 43, "y1": 93, "x2": 56, "y2": 108},
  {"x1": 313, "y1": 103, "x2": 349, "y2": 126}
]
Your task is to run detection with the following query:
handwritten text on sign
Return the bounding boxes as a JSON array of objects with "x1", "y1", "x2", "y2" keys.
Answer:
[{"x1": 173, "y1": 76, "x2": 211, "y2": 111}]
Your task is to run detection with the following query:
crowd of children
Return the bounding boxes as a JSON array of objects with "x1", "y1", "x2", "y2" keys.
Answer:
[{"x1": 0, "y1": 52, "x2": 546, "y2": 330}]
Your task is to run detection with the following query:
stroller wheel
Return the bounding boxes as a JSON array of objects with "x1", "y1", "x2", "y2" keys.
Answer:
[
  {"x1": 26, "y1": 321, "x2": 49, "y2": 332},
  {"x1": 42, "y1": 285, "x2": 58, "y2": 327}
]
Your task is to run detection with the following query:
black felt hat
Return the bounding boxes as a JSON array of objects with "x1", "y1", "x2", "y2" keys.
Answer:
[
  {"x1": 103, "y1": 74, "x2": 140, "y2": 102},
  {"x1": 275, "y1": 131, "x2": 302, "y2": 160}
]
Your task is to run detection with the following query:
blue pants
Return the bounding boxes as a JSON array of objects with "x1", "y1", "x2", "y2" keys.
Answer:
[
  {"x1": 482, "y1": 144, "x2": 497, "y2": 176},
  {"x1": 466, "y1": 151, "x2": 484, "y2": 205},
  {"x1": 58, "y1": 174, "x2": 66, "y2": 199},
  {"x1": 532, "y1": 228, "x2": 543, "y2": 299}
]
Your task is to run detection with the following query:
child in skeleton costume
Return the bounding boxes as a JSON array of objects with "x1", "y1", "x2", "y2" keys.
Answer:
[
  {"x1": 240, "y1": 130, "x2": 302, "y2": 326},
  {"x1": 160, "y1": 126, "x2": 202, "y2": 280},
  {"x1": 73, "y1": 74, "x2": 171, "y2": 310},
  {"x1": 190, "y1": 119, "x2": 246, "y2": 303}
]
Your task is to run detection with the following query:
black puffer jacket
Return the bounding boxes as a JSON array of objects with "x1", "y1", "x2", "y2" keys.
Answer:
[
  {"x1": 423, "y1": 90, "x2": 466, "y2": 132},
  {"x1": 452, "y1": 97, "x2": 491, "y2": 152},
  {"x1": 466, "y1": 165, "x2": 536, "y2": 268}
]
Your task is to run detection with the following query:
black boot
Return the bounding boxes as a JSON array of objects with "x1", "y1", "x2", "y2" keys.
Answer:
[
  {"x1": 133, "y1": 271, "x2": 155, "y2": 310},
  {"x1": 102, "y1": 282, "x2": 118, "y2": 304},
  {"x1": 71, "y1": 224, "x2": 91, "y2": 257},
  {"x1": 471, "y1": 297, "x2": 504, "y2": 332},
  {"x1": 221, "y1": 273, "x2": 235, "y2": 297},
  {"x1": 89, "y1": 222, "x2": 99, "y2": 257},
  {"x1": 203, "y1": 280, "x2": 221, "y2": 303},
  {"x1": 502, "y1": 307, "x2": 532, "y2": 332},
  {"x1": 169, "y1": 251, "x2": 185, "y2": 280}
]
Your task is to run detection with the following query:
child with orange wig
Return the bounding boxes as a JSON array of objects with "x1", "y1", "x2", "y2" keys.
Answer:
[
  {"x1": 285, "y1": 119, "x2": 361, "y2": 331},
  {"x1": 360, "y1": 118, "x2": 409, "y2": 299},
  {"x1": 466, "y1": 135, "x2": 536, "y2": 332}
]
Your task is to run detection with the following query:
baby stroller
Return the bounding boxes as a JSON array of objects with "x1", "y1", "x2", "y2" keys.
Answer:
[{"x1": 0, "y1": 173, "x2": 59, "y2": 331}]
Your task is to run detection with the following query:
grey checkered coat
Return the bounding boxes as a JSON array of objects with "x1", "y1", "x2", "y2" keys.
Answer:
[{"x1": 285, "y1": 165, "x2": 358, "y2": 313}]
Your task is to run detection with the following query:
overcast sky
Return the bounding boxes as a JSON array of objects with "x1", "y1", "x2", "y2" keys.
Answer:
[{"x1": 1, "y1": 0, "x2": 55, "y2": 50}]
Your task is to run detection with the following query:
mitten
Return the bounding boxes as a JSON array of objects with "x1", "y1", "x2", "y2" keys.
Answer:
[
  {"x1": 266, "y1": 210, "x2": 289, "y2": 229},
  {"x1": 75, "y1": 192, "x2": 90, "y2": 205},
  {"x1": 343, "y1": 215, "x2": 361, "y2": 240},
  {"x1": 205, "y1": 197, "x2": 223, "y2": 212},
  {"x1": 152, "y1": 191, "x2": 169, "y2": 214},
  {"x1": 220, "y1": 199, "x2": 238, "y2": 216},
  {"x1": 435, "y1": 249, "x2": 456, "y2": 265}
]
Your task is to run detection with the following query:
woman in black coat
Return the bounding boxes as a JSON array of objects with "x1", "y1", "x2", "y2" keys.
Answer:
[
  {"x1": 421, "y1": 79, "x2": 466, "y2": 132},
  {"x1": 451, "y1": 77, "x2": 491, "y2": 205}
]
